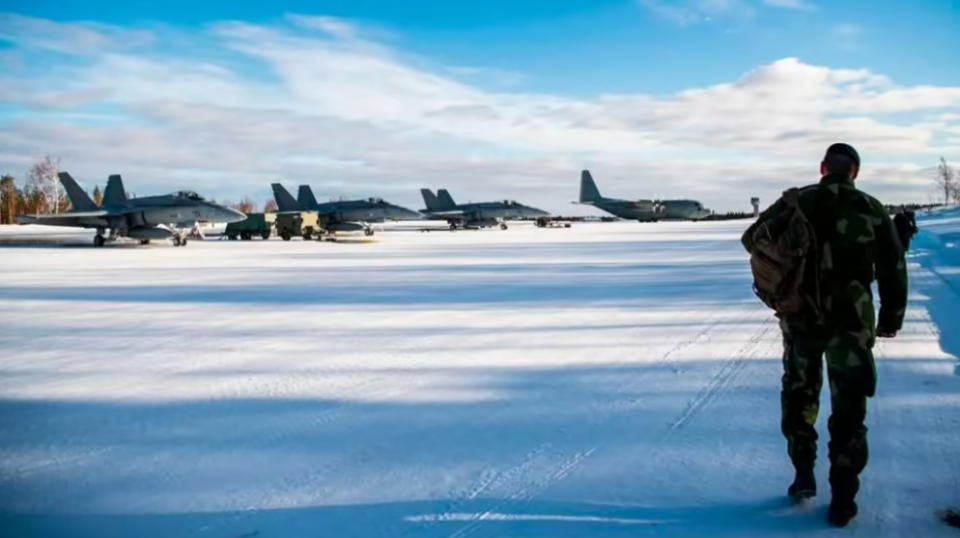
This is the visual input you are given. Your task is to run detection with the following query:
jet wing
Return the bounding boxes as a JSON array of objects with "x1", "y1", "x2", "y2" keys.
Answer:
[{"x1": 22, "y1": 210, "x2": 110, "y2": 219}]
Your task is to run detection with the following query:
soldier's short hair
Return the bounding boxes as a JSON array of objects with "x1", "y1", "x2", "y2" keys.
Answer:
[
  {"x1": 823, "y1": 142, "x2": 860, "y2": 177},
  {"x1": 823, "y1": 153, "x2": 857, "y2": 176}
]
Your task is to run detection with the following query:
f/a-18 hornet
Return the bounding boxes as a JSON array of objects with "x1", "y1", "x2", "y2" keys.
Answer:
[
  {"x1": 19, "y1": 172, "x2": 246, "y2": 247},
  {"x1": 270, "y1": 183, "x2": 422, "y2": 237},
  {"x1": 576, "y1": 170, "x2": 712, "y2": 221},
  {"x1": 419, "y1": 188, "x2": 550, "y2": 230}
]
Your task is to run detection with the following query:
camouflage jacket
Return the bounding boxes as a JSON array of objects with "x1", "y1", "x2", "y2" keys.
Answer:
[{"x1": 742, "y1": 174, "x2": 908, "y2": 334}]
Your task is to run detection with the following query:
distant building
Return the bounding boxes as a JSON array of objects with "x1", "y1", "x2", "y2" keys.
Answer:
[{"x1": 751, "y1": 197, "x2": 760, "y2": 218}]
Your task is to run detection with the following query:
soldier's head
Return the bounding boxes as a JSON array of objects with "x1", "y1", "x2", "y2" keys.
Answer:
[{"x1": 821, "y1": 143, "x2": 860, "y2": 180}]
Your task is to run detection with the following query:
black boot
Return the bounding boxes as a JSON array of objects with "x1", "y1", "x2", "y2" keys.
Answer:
[
  {"x1": 788, "y1": 468, "x2": 817, "y2": 501},
  {"x1": 828, "y1": 468, "x2": 860, "y2": 526},
  {"x1": 828, "y1": 497, "x2": 858, "y2": 527}
]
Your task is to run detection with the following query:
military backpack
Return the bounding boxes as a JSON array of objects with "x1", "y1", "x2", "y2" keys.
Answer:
[{"x1": 747, "y1": 188, "x2": 822, "y2": 317}]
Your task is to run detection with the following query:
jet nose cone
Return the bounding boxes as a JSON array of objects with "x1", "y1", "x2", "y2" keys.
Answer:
[
  {"x1": 529, "y1": 207, "x2": 551, "y2": 217},
  {"x1": 223, "y1": 207, "x2": 247, "y2": 223},
  {"x1": 392, "y1": 206, "x2": 424, "y2": 220}
]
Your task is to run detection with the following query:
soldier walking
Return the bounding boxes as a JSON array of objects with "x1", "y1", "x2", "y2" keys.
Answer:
[
  {"x1": 741, "y1": 143, "x2": 908, "y2": 527},
  {"x1": 893, "y1": 206, "x2": 918, "y2": 251}
]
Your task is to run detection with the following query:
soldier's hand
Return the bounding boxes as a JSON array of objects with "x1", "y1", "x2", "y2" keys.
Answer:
[{"x1": 877, "y1": 326, "x2": 897, "y2": 338}]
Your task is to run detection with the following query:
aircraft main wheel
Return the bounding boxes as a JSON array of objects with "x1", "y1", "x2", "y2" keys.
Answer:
[
  {"x1": 364, "y1": 228, "x2": 374, "y2": 236},
  {"x1": 94, "y1": 235, "x2": 105, "y2": 247},
  {"x1": 181, "y1": 237, "x2": 189, "y2": 247},
  {"x1": 173, "y1": 236, "x2": 182, "y2": 247},
  {"x1": 500, "y1": 224, "x2": 508, "y2": 230},
  {"x1": 140, "y1": 239, "x2": 151, "y2": 245}
]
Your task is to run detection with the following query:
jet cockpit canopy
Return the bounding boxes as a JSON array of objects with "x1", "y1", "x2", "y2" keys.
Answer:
[
  {"x1": 174, "y1": 190, "x2": 205, "y2": 201},
  {"x1": 368, "y1": 197, "x2": 384, "y2": 204}
]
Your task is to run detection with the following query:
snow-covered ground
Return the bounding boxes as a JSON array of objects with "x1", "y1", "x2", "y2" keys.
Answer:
[{"x1": 0, "y1": 217, "x2": 958, "y2": 538}]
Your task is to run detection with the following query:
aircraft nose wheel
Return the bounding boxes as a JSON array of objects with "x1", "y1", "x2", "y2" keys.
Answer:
[
  {"x1": 500, "y1": 223, "x2": 508, "y2": 230},
  {"x1": 364, "y1": 228, "x2": 374, "y2": 236},
  {"x1": 93, "y1": 235, "x2": 105, "y2": 247}
]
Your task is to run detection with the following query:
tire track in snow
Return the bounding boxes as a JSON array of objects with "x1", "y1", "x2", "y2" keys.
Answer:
[
  {"x1": 667, "y1": 316, "x2": 778, "y2": 432},
  {"x1": 438, "y1": 305, "x2": 777, "y2": 538},
  {"x1": 401, "y1": 303, "x2": 750, "y2": 538}
]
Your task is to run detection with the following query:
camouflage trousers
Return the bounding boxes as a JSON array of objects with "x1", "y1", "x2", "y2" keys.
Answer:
[{"x1": 780, "y1": 318, "x2": 877, "y2": 499}]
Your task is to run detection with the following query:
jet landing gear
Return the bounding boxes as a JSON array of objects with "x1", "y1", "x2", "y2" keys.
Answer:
[
  {"x1": 172, "y1": 235, "x2": 189, "y2": 247},
  {"x1": 93, "y1": 233, "x2": 106, "y2": 247},
  {"x1": 364, "y1": 228, "x2": 375, "y2": 237},
  {"x1": 500, "y1": 223, "x2": 508, "y2": 230}
]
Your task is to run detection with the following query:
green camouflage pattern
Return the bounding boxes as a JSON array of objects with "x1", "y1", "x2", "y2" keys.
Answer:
[
  {"x1": 743, "y1": 172, "x2": 907, "y2": 499},
  {"x1": 743, "y1": 173, "x2": 907, "y2": 334},
  {"x1": 780, "y1": 318, "x2": 872, "y2": 497}
]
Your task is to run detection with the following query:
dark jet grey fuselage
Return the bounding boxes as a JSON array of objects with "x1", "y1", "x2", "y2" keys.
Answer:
[
  {"x1": 19, "y1": 173, "x2": 246, "y2": 247},
  {"x1": 271, "y1": 183, "x2": 422, "y2": 235},
  {"x1": 419, "y1": 189, "x2": 551, "y2": 230},
  {"x1": 576, "y1": 170, "x2": 712, "y2": 221}
]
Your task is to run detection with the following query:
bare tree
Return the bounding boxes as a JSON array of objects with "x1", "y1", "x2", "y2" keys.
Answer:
[
  {"x1": 92, "y1": 185, "x2": 103, "y2": 206},
  {"x1": 1, "y1": 174, "x2": 17, "y2": 224},
  {"x1": 230, "y1": 196, "x2": 256, "y2": 214},
  {"x1": 934, "y1": 156, "x2": 956, "y2": 206},
  {"x1": 27, "y1": 155, "x2": 66, "y2": 213},
  {"x1": 264, "y1": 199, "x2": 278, "y2": 213}
]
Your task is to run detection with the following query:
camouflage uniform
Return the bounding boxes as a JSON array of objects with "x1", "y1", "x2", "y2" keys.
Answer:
[{"x1": 743, "y1": 172, "x2": 908, "y2": 504}]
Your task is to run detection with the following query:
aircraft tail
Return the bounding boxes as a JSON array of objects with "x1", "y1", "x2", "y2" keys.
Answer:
[
  {"x1": 297, "y1": 185, "x2": 319, "y2": 210},
  {"x1": 420, "y1": 189, "x2": 444, "y2": 212},
  {"x1": 57, "y1": 172, "x2": 98, "y2": 211},
  {"x1": 271, "y1": 183, "x2": 301, "y2": 212},
  {"x1": 436, "y1": 189, "x2": 457, "y2": 210},
  {"x1": 579, "y1": 170, "x2": 602, "y2": 203},
  {"x1": 104, "y1": 174, "x2": 128, "y2": 205}
]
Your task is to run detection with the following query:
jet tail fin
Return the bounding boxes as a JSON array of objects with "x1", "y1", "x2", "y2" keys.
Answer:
[
  {"x1": 58, "y1": 172, "x2": 98, "y2": 212},
  {"x1": 436, "y1": 189, "x2": 457, "y2": 210},
  {"x1": 271, "y1": 183, "x2": 301, "y2": 212},
  {"x1": 580, "y1": 170, "x2": 602, "y2": 203},
  {"x1": 104, "y1": 174, "x2": 127, "y2": 206},
  {"x1": 420, "y1": 189, "x2": 443, "y2": 212},
  {"x1": 297, "y1": 185, "x2": 319, "y2": 210}
]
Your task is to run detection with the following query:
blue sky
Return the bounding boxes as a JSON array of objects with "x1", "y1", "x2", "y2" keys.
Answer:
[
  {"x1": 1, "y1": 0, "x2": 959, "y2": 212},
  {"x1": 9, "y1": 0, "x2": 959, "y2": 94}
]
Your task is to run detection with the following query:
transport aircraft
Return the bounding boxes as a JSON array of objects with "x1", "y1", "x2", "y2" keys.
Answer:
[{"x1": 576, "y1": 170, "x2": 712, "y2": 221}]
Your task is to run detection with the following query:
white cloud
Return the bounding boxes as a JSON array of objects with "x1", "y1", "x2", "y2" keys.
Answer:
[
  {"x1": 0, "y1": 15, "x2": 958, "y2": 214},
  {"x1": 832, "y1": 23, "x2": 862, "y2": 39},
  {"x1": 638, "y1": 0, "x2": 754, "y2": 26},
  {"x1": 761, "y1": 0, "x2": 817, "y2": 11}
]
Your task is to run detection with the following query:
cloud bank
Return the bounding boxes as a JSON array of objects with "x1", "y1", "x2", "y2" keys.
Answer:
[{"x1": 0, "y1": 13, "x2": 958, "y2": 213}]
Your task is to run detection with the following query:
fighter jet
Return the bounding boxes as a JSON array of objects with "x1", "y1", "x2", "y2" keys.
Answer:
[
  {"x1": 575, "y1": 170, "x2": 712, "y2": 222},
  {"x1": 419, "y1": 189, "x2": 551, "y2": 230},
  {"x1": 270, "y1": 183, "x2": 422, "y2": 237},
  {"x1": 18, "y1": 172, "x2": 246, "y2": 247}
]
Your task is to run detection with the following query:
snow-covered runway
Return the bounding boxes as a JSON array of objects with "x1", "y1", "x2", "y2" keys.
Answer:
[{"x1": 1, "y1": 219, "x2": 958, "y2": 537}]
